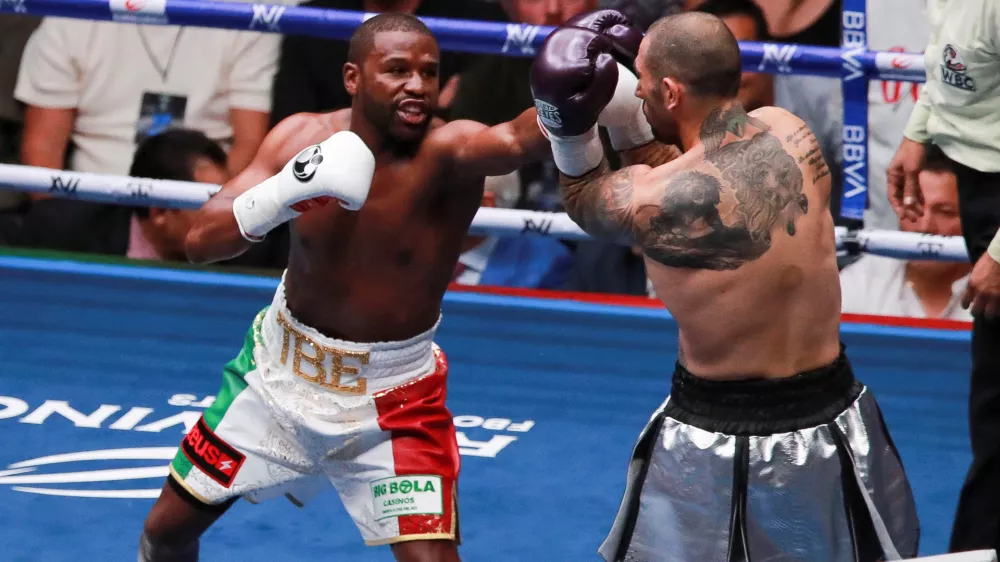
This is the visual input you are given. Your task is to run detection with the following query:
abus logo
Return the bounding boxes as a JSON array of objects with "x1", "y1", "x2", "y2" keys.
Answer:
[
  {"x1": 0, "y1": 447, "x2": 175, "y2": 499},
  {"x1": 123, "y1": 0, "x2": 144, "y2": 11}
]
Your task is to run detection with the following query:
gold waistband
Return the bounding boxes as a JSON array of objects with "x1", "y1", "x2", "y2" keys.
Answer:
[{"x1": 272, "y1": 310, "x2": 368, "y2": 395}]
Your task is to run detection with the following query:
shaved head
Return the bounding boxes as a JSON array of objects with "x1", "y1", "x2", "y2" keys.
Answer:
[
  {"x1": 643, "y1": 12, "x2": 742, "y2": 98},
  {"x1": 347, "y1": 12, "x2": 436, "y2": 64}
]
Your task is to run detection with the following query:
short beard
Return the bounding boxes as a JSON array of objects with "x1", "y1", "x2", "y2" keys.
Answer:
[{"x1": 361, "y1": 99, "x2": 426, "y2": 154}]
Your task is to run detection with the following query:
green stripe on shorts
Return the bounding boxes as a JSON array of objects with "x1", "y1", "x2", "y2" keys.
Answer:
[{"x1": 171, "y1": 308, "x2": 266, "y2": 479}]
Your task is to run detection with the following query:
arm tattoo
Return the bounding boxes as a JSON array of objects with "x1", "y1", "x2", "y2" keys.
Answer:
[
  {"x1": 637, "y1": 107, "x2": 810, "y2": 271},
  {"x1": 801, "y1": 131, "x2": 832, "y2": 183},
  {"x1": 560, "y1": 161, "x2": 638, "y2": 241},
  {"x1": 620, "y1": 142, "x2": 682, "y2": 168}
]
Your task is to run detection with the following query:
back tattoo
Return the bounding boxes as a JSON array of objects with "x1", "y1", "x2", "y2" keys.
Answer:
[{"x1": 640, "y1": 107, "x2": 812, "y2": 271}]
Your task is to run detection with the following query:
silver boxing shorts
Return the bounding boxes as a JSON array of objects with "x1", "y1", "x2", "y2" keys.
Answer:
[{"x1": 599, "y1": 344, "x2": 920, "y2": 562}]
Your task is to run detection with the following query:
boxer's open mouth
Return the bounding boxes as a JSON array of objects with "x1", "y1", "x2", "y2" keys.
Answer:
[{"x1": 396, "y1": 99, "x2": 428, "y2": 126}]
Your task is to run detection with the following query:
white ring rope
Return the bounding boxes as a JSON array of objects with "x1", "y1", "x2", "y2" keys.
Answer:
[{"x1": 0, "y1": 163, "x2": 970, "y2": 262}]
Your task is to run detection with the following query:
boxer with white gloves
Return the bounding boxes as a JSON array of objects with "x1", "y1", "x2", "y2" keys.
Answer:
[
  {"x1": 532, "y1": 10, "x2": 919, "y2": 562},
  {"x1": 232, "y1": 131, "x2": 375, "y2": 242},
  {"x1": 138, "y1": 12, "x2": 553, "y2": 562}
]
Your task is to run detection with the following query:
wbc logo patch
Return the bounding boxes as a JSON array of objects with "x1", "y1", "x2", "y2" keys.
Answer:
[
  {"x1": 940, "y1": 44, "x2": 976, "y2": 92},
  {"x1": 181, "y1": 418, "x2": 246, "y2": 487}
]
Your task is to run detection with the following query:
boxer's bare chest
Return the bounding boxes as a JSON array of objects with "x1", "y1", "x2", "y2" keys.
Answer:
[{"x1": 282, "y1": 121, "x2": 483, "y2": 341}]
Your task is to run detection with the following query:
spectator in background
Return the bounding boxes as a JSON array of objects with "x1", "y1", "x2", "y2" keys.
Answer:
[
  {"x1": 752, "y1": 0, "x2": 929, "y2": 232},
  {"x1": 864, "y1": 2, "x2": 929, "y2": 230},
  {"x1": 755, "y1": 0, "x2": 840, "y2": 47},
  {"x1": 561, "y1": 240, "x2": 649, "y2": 296},
  {"x1": 450, "y1": 0, "x2": 598, "y2": 127},
  {"x1": 840, "y1": 146, "x2": 970, "y2": 321},
  {"x1": 751, "y1": 0, "x2": 846, "y2": 222},
  {"x1": 693, "y1": 0, "x2": 773, "y2": 110},
  {"x1": 0, "y1": 14, "x2": 40, "y2": 212},
  {"x1": 124, "y1": 130, "x2": 288, "y2": 269},
  {"x1": 450, "y1": 0, "x2": 598, "y2": 212},
  {"x1": 452, "y1": 179, "x2": 572, "y2": 289},
  {"x1": 125, "y1": 130, "x2": 230, "y2": 262},
  {"x1": 0, "y1": 130, "x2": 288, "y2": 269},
  {"x1": 15, "y1": 16, "x2": 276, "y2": 178},
  {"x1": 597, "y1": 0, "x2": 684, "y2": 31},
  {"x1": 9, "y1": 15, "x2": 277, "y2": 255},
  {"x1": 270, "y1": 0, "x2": 507, "y2": 126}
]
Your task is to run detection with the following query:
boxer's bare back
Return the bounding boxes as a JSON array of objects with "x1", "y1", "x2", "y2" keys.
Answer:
[{"x1": 563, "y1": 104, "x2": 841, "y2": 379}]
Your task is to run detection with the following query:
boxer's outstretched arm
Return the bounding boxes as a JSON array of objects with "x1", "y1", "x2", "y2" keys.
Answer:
[
  {"x1": 559, "y1": 160, "x2": 651, "y2": 242},
  {"x1": 184, "y1": 115, "x2": 306, "y2": 264},
  {"x1": 447, "y1": 108, "x2": 551, "y2": 177}
]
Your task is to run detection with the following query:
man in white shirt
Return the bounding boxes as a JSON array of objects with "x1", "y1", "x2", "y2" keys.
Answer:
[
  {"x1": 15, "y1": 17, "x2": 277, "y2": 178},
  {"x1": 887, "y1": 0, "x2": 1000, "y2": 552},
  {"x1": 11, "y1": 16, "x2": 278, "y2": 256},
  {"x1": 840, "y1": 145, "x2": 971, "y2": 321}
]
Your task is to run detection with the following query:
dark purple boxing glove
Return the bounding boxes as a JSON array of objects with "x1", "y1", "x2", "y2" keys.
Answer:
[
  {"x1": 530, "y1": 27, "x2": 619, "y2": 138},
  {"x1": 565, "y1": 9, "x2": 644, "y2": 68},
  {"x1": 530, "y1": 26, "x2": 619, "y2": 176}
]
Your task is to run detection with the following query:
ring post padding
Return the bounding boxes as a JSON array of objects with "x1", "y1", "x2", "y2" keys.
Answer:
[{"x1": 839, "y1": 1, "x2": 870, "y2": 221}]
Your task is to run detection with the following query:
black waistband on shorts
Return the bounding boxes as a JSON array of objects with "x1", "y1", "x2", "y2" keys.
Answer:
[{"x1": 665, "y1": 343, "x2": 863, "y2": 436}]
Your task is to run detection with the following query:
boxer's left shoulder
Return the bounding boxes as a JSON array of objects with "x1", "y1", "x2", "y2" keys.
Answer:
[{"x1": 749, "y1": 106, "x2": 806, "y2": 131}]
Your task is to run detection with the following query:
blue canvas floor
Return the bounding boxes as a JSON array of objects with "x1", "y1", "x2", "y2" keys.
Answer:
[{"x1": 0, "y1": 255, "x2": 975, "y2": 561}]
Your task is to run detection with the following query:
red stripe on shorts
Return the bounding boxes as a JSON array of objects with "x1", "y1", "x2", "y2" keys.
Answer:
[{"x1": 373, "y1": 349, "x2": 460, "y2": 539}]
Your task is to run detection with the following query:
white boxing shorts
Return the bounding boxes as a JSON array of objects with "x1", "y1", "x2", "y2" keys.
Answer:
[{"x1": 168, "y1": 280, "x2": 460, "y2": 546}]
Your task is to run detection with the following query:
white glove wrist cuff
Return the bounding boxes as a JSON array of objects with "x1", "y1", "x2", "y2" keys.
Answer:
[
  {"x1": 232, "y1": 175, "x2": 294, "y2": 242},
  {"x1": 546, "y1": 124, "x2": 604, "y2": 178}
]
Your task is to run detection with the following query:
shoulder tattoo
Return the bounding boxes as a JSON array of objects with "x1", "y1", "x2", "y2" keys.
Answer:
[{"x1": 638, "y1": 107, "x2": 809, "y2": 271}]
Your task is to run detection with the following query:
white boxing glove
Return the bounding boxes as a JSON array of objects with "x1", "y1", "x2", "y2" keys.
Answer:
[
  {"x1": 598, "y1": 63, "x2": 654, "y2": 151},
  {"x1": 232, "y1": 131, "x2": 375, "y2": 242}
]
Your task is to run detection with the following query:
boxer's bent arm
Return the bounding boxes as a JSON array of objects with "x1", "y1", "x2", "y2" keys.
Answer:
[
  {"x1": 559, "y1": 159, "x2": 651, "y2": 242},
  {"x1": 449, "y1": 108, "x2": 550, "y2": 177},
  {"x1": 183, "y1": 116, "x2": 305, "y2": 263}
]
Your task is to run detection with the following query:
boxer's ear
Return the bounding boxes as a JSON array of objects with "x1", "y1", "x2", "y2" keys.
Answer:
[
  {"x1": 661, "y1": 77, "x2": 682, "y2": 111},
  {"x1": 343, "y1": 62, "x2": 360, "y2": 97}
]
